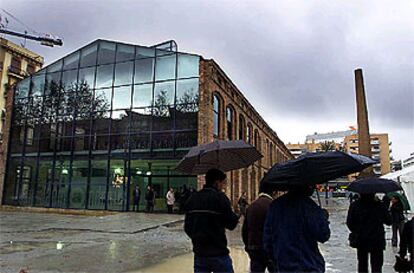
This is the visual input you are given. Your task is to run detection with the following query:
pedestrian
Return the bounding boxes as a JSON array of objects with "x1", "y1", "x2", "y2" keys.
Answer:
[
  {"x1": 238, "y1": 191, "x2": 249, "y2": 217},
  {"x1": 184, "y1": 168, "x2": 239, "y2": 273},
  {"x1": 179, "y1": 184, "x2": 191, "y2": 214},
  {"x1": 133, "y1": 185, "x2": 141, "y2": 212},
  {"x1": 398, "y1": 217, "x2": 413, "y2": 272},
  {"x1": 242, "y1": 184, "x2": 274, "y2": 273},
  {"x1": 145, "y1": 185, "x2": 155, "y2": 213},
  {"x1": 166, "y1": 187, "x2": 175, "y2": 214},
  {"x1": 263, "y1": 185, "x2": 330, "y2": 273},
  {"x1": 390, "y1": 196, "x2": 405, "y2": 247},
  {"x1": 346, "y1": 193, "x2": 392, "y2": 273}
]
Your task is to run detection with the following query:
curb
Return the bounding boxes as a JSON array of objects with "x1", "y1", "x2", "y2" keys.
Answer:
[{"x1": 0, "y1": 205, "x2": 117, "y2": 216}]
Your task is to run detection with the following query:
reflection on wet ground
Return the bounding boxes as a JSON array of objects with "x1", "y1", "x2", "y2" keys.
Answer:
[
  {"x1": 0, "y1": 240, "x2": 81, "y2": 254},
  {"x1": 131, "y1": 247, "x2": 249, "y2": 273}
]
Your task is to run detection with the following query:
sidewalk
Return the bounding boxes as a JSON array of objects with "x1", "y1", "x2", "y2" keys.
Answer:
[
  {"x1": 0, "y1": 211, "x2": 188, "y2": 273},
  {"x1": 0, "y1": 199, "x2": 404, "y2": 273}
]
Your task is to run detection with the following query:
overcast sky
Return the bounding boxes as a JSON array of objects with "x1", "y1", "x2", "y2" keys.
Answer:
[{"x1": 3, "y1": 0, "x2": 413, "y2": 160}]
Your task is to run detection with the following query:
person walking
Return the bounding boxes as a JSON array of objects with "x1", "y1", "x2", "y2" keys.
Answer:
[
  {"x1": 242, "y1": 185, "x2": 274, "y2": 273},
  {"x1": 399, "y1": 217, "x2": 413, "y2": 271},
  {"x1": 184, "y1": 168, "x2": 239, "y2": 273},
  {"x1": 166, "y1": 187, "x2": 175, "y2": 214},
  {"x1": 132, "y1": 185, "x2": 141, "y2": 212},
  {"x1": 238, "y1": 191, "x2": 249, "y2": 217},
  {"x1": 179, "y1": 184, "x2": 190, "y2": 214},
  {"x1": 347, "y1": 193, "x2": 392, "y2": 273},
  {"x1": 263, "y1": 185, "x2": 330, "y2": 273},
  {"x1": 145, "y1": 185, "x2": 155, "y2": 213},
  {"x1": 390, "y1": 196, "x2": 405, "y2": 247}
]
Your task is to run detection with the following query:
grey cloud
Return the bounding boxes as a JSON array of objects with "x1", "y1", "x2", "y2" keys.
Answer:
[{"x1": 3, "y1": 0, "x2": 413, "y2": 157}]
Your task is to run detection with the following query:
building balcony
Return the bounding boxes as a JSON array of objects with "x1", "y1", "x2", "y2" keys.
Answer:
[
  {"x1": 370, "y1": 140, "x2": 380, "y2": 145},
  {"x1": 7, "y1": 65, "x2": 26, "y2": 79}
]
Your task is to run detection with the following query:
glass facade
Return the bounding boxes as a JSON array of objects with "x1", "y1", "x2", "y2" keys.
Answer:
[{"x1": 5, "y1": 40, "x2": 199, "y2": 211}]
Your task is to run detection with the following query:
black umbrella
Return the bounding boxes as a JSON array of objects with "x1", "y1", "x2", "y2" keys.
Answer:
[
  {"x1": 175, "y1": 140, "x2": 262, "y2": 174},
  {"x1": 261, "y1": 151, "x2": 376, "y2": 190},
  {"x1": 348, "y1": 178, "x2": 402, "y2": 194}
]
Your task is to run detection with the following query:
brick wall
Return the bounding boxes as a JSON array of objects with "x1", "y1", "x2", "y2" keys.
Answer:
[
  {"x1": 197, "y1": 59, "x2": 293, "y2": 207},
  {"x1": 0, "y1": 83, "x2": 14, "y2": 203}
]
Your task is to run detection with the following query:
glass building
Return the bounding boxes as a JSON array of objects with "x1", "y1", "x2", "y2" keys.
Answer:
[{"x1": 3, "y1": 40, "x2": 199, "y2": 211}]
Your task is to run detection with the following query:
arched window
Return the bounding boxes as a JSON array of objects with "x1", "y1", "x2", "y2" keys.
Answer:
[
  {"x1": 247, "y1": 123, "x2": 252, "y2": 144},
  {"x1": 226, "y1": 106, "x2": 234, "y2": 140},
  {"x1": 254, "y1": 130, "x2": 259, "y2": 148},
  {"x1": 213, "y1": 94, "x2": 220, "y2": 137},
  {"x1": 238, "y1": 115, "x2": 246, "y2": 141},
  {"x1": 269, "y1": 142, "x2": 273, "y2": 165}
]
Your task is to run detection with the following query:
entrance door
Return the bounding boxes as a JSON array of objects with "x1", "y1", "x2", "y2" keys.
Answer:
[
  {"x1": 50, "y1": 159, "x2": 70, "y2": 208},
  {"x1": 108, "y1": 157, "x2": 129, "y2": 211}
]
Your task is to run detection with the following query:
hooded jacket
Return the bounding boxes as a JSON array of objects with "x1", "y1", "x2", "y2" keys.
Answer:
[{"x1": 263, "y1": 192, "x2": 330, "y2": 272}]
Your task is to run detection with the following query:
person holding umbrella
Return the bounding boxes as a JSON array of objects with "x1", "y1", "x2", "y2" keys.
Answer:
[
  {"x1": 263, "y1": 185, "x2": 330, "y2": 272},
  {"x1": 259, "y1": 151, "x2": 376, "y2": 272},
  {"x1": 184, "y1": 169, "x2": 239, "y2": 273},
  {"x1": 347, "y1": 178, "x2": 400, "y2": 273}
]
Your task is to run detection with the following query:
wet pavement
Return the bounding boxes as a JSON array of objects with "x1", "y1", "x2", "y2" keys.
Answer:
[{"x1": 0, "y1": 198, "x2": 404, "y2": 272}]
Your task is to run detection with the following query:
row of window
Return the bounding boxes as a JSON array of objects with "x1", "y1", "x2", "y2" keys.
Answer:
[
  {"x1": 16, "y1": 54, "x2": 199, "y2": 99},
  {"x1": 15, "y1": 79, "x2": 199, "y2": 117},
  {"x1": 213, "y1": 93, "x2": 256, "y2": 143},
  {"x1": 13, "y1": 130, "x2": 198, "y2": 155},
  {"x1": 212, "y1": 93, "x2": 287, "y2": 165},
  {"x1": 9, "y1": 55, "x2": 36, "y2": 76}
]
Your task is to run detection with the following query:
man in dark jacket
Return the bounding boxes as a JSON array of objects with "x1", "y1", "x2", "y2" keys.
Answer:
[
  {"x1": 399, "y1": 217, "x2": 413, "y2": 271},
  {"x1": 184, "y1": 168, "x2": 239, "y2": 273},
  {"x1": 264, "y1": 185, "x2": 330, "y2": 272},
  {"x1": 242, "y1": 185, "x2": 274, "y2": 273},
  {"x1": 133, "y1": 185, "x2": 141, "y2": 212},
  {"x1": 145, "y1": 185, "x2": 155, "y2": 213},
  {"x1": 347, "y1": 193, "x2": 392, "y2": 273}
]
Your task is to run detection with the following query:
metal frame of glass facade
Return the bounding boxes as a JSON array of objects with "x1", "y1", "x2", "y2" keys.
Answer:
[{"x1": 3, "y1": 39, "x2": 200, "y2": 211}]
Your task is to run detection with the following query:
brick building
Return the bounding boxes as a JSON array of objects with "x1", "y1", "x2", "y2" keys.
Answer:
[
  {"x1": 0, "y1": 38, "x2": 43, "y2": 203},
  {"x1": 344, "y1": 133, "x2": 391, "y2": 177},
  {"x1": 198, "y1": 59, "x2": 292, "y2": 205},
  {"x1": 2, "y1": 39, "x2": 291, "y2": 211}
]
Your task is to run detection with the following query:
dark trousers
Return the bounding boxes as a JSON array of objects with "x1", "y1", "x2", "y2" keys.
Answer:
[
  {"x1": 146, "y1": 202, "x2": 154, "y2": 213},
  {"x1": 247, "y1": 250, "x2": 275, "y2": 273},
  {"x1": 194, "y1": 254, "x2": 234, "y2": 273},
  {"x1": 357, "y1": 248, "x2": 384, "y2": 273},
  {"x1": 167, "y1": 204, "x2": 173, "y2": 214},
  {"x1": 392, "y1": 222, "x2": 404, "y2": 247},
  {"x1": 133, "y1": 201, "x2": 139, "y2": 212}
]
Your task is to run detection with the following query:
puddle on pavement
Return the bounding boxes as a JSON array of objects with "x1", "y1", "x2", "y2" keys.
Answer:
[
  {"x1": 0, "y1": 241, "x2": 75, "y2": 254},
  {"x1": 131, "y1": 247, "x2": 249, "y2": 273}
]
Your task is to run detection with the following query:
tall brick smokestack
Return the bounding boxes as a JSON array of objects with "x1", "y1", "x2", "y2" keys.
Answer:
[{"x1": 355, "y1": 68, "x2": 373, "y2": 177}]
